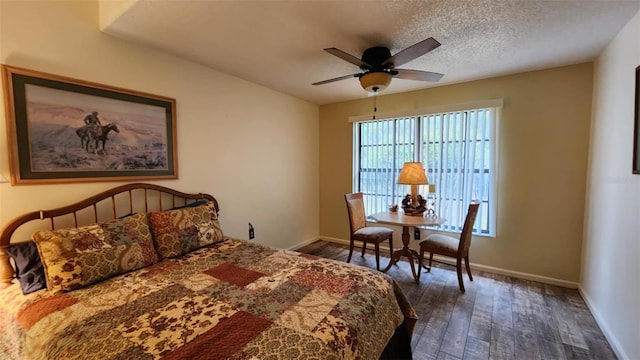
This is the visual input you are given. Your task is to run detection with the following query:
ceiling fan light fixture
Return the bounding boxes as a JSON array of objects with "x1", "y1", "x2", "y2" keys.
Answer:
[{"x1": 359, "y1": 72, "x2": 392, "y2": 92}]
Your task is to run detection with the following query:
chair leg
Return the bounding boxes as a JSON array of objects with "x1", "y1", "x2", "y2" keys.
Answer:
[
  {"x1": 347, "y1": 240, "x2": 354, "y2": 263},
  {"x1": 456, "y1": 257, "x2": 465, "y2": 292},
  {"x1": 361, "y1": 242, "x2": 366, "y2": 257},
  {"x1": 382, "y1": 237, "x2": 394, "y2": 271},
  {"x1": 465, "y1": 255, "x2": 473, "y2": 281},
  {"x1": 428, "y1": 252, "x2": 434, "y2": 272},
  {"x1": 374, "y1": 243, "x2": 380, "y2": 271},
  {"x1": 417, "y1": 247, "x2": 425, "y2": 281}
]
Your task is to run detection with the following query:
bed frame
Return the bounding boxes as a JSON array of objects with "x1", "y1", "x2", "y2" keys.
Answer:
[{"x1": 0, "y1": 183, "x2": 218, "y2": 289}]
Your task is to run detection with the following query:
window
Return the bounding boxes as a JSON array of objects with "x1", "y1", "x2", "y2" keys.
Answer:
[{"x1": 352, "y1": 101, "x2": 500, "y2": 236}]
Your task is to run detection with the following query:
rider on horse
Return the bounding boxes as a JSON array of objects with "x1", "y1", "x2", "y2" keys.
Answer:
[{"x1": 83, "y1": 111, "x2": 102, "y2": 137}]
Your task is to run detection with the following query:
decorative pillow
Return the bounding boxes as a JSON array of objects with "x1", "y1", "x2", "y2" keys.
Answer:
[
  {"x1": 32, "y1": 212, "x2": 159, "y2": 293},
  {"x1": 148, "y1": 201, "x2": 224, "y2": 259},
  {"x1": 5, "y1": 242, "x2": 46, "y2": 294}
]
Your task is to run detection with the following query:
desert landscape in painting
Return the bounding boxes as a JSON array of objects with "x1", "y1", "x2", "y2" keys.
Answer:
[{"x1": 26, "y1": 102, "x2": 169, "y2": 172}]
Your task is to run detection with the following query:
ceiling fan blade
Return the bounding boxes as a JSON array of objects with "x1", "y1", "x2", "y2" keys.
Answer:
[
  {"x1": 312, "y1": 73, "x2": 360, "y2": 86},
  {"x1": 394, "y1": 69, "x2": 444, "y2": 82},
  {"x1": 324, "y1": 48, "x2": 372, "y2": 69},
  {"x1": 382, "y1": 37, "x2": 441, "y2": 68}
]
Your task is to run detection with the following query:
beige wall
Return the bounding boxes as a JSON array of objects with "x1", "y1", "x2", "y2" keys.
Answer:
[
  {"x1": 320, "y1": 63, "x2": 593, "y2": 283},
  {"x1": 582, "y1": 8, "x2": 640, "y2": 360},
  {"x1": 0, "y1": 1, "x2": 320, "y2": 249}
]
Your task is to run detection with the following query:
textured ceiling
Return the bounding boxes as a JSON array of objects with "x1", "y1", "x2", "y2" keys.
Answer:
[{"x1": 101, "y1": 0, "x2": 640, "y2": 105}]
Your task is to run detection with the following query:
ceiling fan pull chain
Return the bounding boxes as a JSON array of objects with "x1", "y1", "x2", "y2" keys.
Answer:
[{"x1": 373, "y1": 89, "x2": 378, "y2": 120}]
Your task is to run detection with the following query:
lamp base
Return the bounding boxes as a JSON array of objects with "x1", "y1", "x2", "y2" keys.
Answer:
[{"x1": 401, "y1": 193, "x2": 427, "y2": 216}]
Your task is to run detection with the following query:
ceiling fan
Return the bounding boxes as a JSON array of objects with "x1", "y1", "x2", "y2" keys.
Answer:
[{"x1": 312, "y1": 37, "x2": 444, "y2": 93}]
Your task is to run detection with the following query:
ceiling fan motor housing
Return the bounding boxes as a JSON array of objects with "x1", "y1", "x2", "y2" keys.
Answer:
[{"x1": 361, "y1": 46, "x2": 393, "y2": 71}]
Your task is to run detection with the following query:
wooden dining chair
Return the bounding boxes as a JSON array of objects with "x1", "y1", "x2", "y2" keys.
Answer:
[
  {"x1": 417, "y1": 203, "x2": 480, "y2": 292},
  {"x1": 344, "y1": 192, "x2": 394, "y2": 271}
]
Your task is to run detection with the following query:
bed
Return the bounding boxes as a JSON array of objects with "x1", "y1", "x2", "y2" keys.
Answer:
[{"x1": 0, "y1": 183, "x2": 416, "y2": 360}]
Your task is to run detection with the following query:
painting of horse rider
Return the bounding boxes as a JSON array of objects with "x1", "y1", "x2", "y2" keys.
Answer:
[{"x1": 1, "y1": 65, "x2": 177, "y2": 184}]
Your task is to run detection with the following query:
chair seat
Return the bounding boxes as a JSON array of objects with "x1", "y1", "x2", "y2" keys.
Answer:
[
  {"x1": 419, "y1": 234, "x2": 459, "y2": 256},
  {"x1": 353, "y1": 226, "x2": 394, "y2": 242}
]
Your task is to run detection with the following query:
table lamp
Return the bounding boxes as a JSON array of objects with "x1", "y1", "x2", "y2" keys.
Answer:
[{"x1": 397, "y1": 162, "x2": 428, "y2": 216}]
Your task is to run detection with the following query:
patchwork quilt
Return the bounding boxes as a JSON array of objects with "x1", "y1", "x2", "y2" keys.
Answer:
[{"x1": 0, "y1": 238, "x2": 416, "y2": 360}]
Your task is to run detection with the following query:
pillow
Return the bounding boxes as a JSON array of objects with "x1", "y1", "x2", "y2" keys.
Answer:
[
  {"x1": 148, "y1": 201, "x2": 224, "y2": 259},
  {"x1": 5, "y1": 242, "x2": 46, "y2": 294},
  {"x1": 32, "y1": 212, "x2": 159, "y2": 293}
]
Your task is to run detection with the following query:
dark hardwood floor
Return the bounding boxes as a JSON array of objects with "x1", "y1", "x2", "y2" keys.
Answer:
[{"x1": 296, "y1": 240, "x2": 616, "y2": 360}]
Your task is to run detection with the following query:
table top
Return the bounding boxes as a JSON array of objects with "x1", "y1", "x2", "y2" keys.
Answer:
[{"x1": 371, "y1": 211, "x2": 446, "y2": 227}]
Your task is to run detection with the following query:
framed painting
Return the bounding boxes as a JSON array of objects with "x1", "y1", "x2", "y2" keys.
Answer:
[
  {"x1": 2, "y1": 65, "x2": 177, "y2": 185},
  {"x1": 634, "y1": 65, "x2": 640, "y2": 174}
]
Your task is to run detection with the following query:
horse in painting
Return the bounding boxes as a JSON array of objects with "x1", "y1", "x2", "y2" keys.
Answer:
[{"x1": 76, "y1": 123, "x2": 120, "y2": 154}]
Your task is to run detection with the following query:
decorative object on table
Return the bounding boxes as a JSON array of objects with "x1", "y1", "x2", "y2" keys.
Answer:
[
  {"x1": 398, "y1": 162, "x2": 429, "y2": 216},
  {"x1": 389, "y1": 204, "x2": 398, "y2": 213},
  {"x1": 417, "y1": 203, "x2": 480, "y2": 292},
  {"x1": 1, "y1": 65, "x2": 177, "y2": 185}
]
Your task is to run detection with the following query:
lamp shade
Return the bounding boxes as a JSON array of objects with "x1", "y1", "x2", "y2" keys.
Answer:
[
  {"x1": 397, "y1": 162, "x2": 428, "y2": 185},
  {"x1": 359, "y1": 72, "x2": 392, "y2": 92}
]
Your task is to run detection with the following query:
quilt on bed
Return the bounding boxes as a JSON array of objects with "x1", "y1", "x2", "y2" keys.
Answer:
[{"x1": 0, "y1": 237, "x2": 415, "y2": 360}]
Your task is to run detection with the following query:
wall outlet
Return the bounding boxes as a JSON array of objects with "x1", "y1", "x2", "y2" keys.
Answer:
[
  {"x1": 248, "y1": 222, "x2": 255, "y2": 240},
  {"x1": 414, "y1": 227, "x2": 420, "y2": 240}
]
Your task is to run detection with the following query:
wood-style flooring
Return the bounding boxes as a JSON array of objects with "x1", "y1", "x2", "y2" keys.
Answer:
[{"x1": 295, "y1": 240, "x2": 617, "y2": 360}]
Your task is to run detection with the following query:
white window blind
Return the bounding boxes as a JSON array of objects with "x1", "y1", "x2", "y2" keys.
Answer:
[{"x1": 353, "y1": 102, "x2": 499, "y2": 236}]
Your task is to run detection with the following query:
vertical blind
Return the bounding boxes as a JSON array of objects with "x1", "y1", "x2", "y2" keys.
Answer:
[{"x1": 354, "y1": 104, "x2": 498, "y2": 236}]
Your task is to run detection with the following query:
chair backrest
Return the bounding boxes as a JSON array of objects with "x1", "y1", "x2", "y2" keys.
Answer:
[
  {"x1": 458, "y1": 203, "x2": 480, "y2": 255},
  {"x1": 344, "y1": 192, "x2": 367, "y2": 233}
]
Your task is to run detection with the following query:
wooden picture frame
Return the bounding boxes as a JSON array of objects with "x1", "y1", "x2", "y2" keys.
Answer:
[
  {"x1": 2, "y1": 65, "x2": 177, "y2": 185},
  {"x1": 634, "y1": 65, "x2": 640, "y2": 174}
]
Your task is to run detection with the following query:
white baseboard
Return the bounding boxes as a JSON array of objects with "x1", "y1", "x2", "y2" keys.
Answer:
[
  {"x1": 578, "y1": 286, "x2": 628, "y2": 360},
  {"x1": 467, "y1": 262, "x2": 579, "y2": 289},
  {"x1": 286, "y1": 237, "x2": 319, "y2": 251},
  {"x1": 298, "y1": 236, "x2": 578, "y2": 289}
]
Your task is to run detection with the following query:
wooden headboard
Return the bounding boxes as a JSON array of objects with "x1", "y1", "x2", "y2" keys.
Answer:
[{"x1": 0, "y1": 183, "x2": 218, "y2": 289}]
